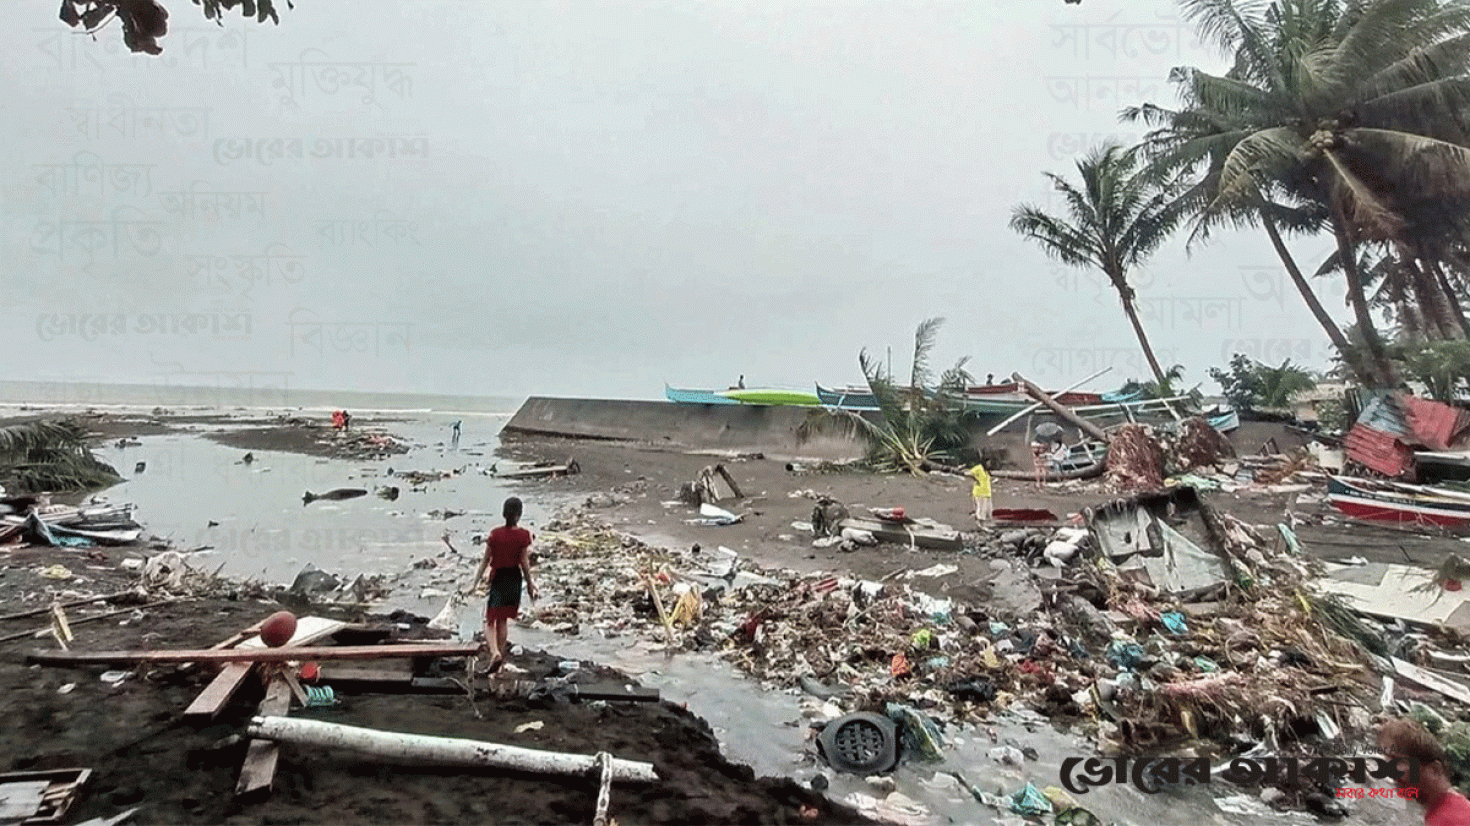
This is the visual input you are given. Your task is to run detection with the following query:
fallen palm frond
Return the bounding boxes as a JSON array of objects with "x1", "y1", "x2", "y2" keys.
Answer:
[
  {"x1": 1409, "y1": 554, "x2": 1470, "y2": 603},
  {"x1": 0, "y1": 419, "x2": 122, "y2": 493}
]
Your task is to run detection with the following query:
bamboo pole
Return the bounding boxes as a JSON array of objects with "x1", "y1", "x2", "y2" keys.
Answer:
[
  {"x1": 27, "y1": 642, "x2": 480, "y2": 666},
  {"x1": 245, "y1": 716, "x2": 659, "y2": 782},
  {"x1": 0, "y1": 600, "x2": 175, "y2": 644},
  {"x1": 0, "y1": 591, "x2": 136, "y2": 622},
  {"x1": 641, "y1": 573, "x2": 678, "y2": 646}
]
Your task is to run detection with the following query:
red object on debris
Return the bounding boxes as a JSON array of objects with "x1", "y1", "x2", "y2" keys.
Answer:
[
  {"x1": 259, "y1": 611, "x2": 298, "y2": 648},
  {"x1": 300, "y1": 662, "x2": 320, "y2": 681},
  {"x1": 1344, "y1": 424, "x2": 1414, "y2": 478},
  {"x1": 1447, "y1": 580, "x2": 1463, "y2": 592},
  {"x1": 891, "y1": 652, "x2": 911, "y2": 677},
  {"x1": 1401, "y1": 395, "x2": 1470, "y2": 451},
  {"x1": 891, "y1": 507, "x2": 905, "y2": 519}
]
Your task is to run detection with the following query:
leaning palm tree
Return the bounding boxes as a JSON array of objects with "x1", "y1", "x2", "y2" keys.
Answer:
[
  {"x1": 1011, "y1": 143, "x2": 1185, "y2": 387},
  {"x1": 0, "y1": 419, "x2": 122, "y2": 493},
  {"x1": 1128, "y1": 0, "x2": 1470, "y2": 387}
]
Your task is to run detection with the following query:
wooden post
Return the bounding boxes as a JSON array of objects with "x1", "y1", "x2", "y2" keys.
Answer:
[
  {"x1": 713, "y1": 464, "x2": 744, "y2": 499},
  {"x1": 1011, "y1": 372, "x2": 1111, "y2": 443}
]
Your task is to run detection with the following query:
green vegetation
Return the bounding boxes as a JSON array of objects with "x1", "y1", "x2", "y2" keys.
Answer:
[
  {"x1": 0, "y1": 420, "x2": 122, "y2": 494},
  {"x1": 1209, "y1": 354, "x2": 1318, "y2": 412}
]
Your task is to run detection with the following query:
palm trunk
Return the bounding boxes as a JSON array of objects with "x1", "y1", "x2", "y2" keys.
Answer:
[
  {"x1": 1402, "y1": 254, "x2": 1460, "y2": 340},
  {"x1": 1331, "y1": 211, "x2": 1397, "y2": 387},
  {"x1": 1113, "y1": 278, "x2": 1168, "y2": 387},
  {"x1": 1427, "y1": 257, "x2": 1470, "y2": 338},
  {"x1": 1261, "y1": 215, "x2": 1362, "y2": 376}
]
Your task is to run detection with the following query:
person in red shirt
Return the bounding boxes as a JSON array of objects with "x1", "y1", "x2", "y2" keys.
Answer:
[
  {"x1": 1379, "y1": 717, "x2": 1470, "y2": 825},
  {"x1": 470, "y1": 496, "x2": 538, "y2": 673}
]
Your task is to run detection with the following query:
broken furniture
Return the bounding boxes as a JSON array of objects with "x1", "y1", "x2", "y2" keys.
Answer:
[
  {"x1": 835, "y1": 516, "x2": 961, "y2": 551},
  {"x1": 677, "y1": 464, "x2": 744, "y2": 506},
  {"x1": 0, "y1": 768, "x2": 90, "y2": 824}
]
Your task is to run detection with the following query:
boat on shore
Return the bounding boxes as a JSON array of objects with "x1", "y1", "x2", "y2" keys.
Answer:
[
  {"x1": 814, "y1": 383, "x2": 882, "y2": 411},
  {"x1": 665, "y1": 384, "x2": 740, "y2": 405},
  {"x1": 718, "y1": 388, "x2": 822, "y2": 407},
  {"x1": 1326, "y1": 475, "x2": 1470, "y2": 527}
]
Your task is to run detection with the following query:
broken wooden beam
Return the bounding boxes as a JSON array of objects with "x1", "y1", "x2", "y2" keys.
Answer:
[
  {"x1": 0, "y1": 592, "x2": 135, "y2": 622},
  {"x1": 28, "y1": 642, "x2": 480, "y2": 666},
  {"x1": 236, "y1": 676, "x2": 293, "y2": 797},
  {"x1": 246, "y1": 716, "x2": 658, "y2": 782},
  {"x1": 184, "y1": 662, "x2": 254, "y2": 718},
  {"x1": 0, "y1": 600, "x2": 175, "y2": 644},
  {"x1": 713, "y1": 464, "x2": 744, "y2": 499},
  {"x1": 1010, "y1": 372, "x2": 1111, "y2": 443}
]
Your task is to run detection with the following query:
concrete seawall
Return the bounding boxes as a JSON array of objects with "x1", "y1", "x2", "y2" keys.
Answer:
[{"x1": 500, "y1": 397, "x2": 877, "y2": 460}]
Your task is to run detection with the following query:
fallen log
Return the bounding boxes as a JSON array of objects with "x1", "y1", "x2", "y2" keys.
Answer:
[
  {"x1": 245, "y1": 716, "x2": 659, "y2": 782},
  {"x1": 27, "y1": 642, "x2": 480, "y2": 666},
  {"x1": 990, "y1": 461, "x2": 1107, "y2": 482},
  {"x1": 1010, "y1": 372, "x2": 1110, "y2": 443}
]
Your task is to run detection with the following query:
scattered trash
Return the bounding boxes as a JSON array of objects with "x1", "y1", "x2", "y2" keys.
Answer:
[
  {"x1": 1008, "y1": 782, "x2": 1052, "y2": 817},
  {"x1": 514, "y1": 720, "x2": 545, "y2": 734}
]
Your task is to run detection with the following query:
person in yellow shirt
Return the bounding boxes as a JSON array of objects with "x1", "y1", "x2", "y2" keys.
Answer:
[{"x1": 969, "y1": 461, "x2": 992, "y2": 522}]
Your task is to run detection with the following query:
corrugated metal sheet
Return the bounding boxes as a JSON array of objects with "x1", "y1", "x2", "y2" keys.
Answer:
[
  {"x1": 1401, "y1": 395, "x2": 1470, "y2": 451},
  {"x1": 1356, "y1": 394, "x2": 1413, "y2": 440},
  {"x1": 1345, "y1": 423, "x2": 1414, "y2": 478}
]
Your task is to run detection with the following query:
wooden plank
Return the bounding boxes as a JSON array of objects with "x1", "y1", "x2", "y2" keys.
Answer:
[
  {"x1": 317, "y1": 665, "x2": 414, "y2": 683},
  {"x1": 0, "y1": 600, "x2": 175, "y2": 644},
  {"x1": 184, "y1": 619, "x2": 354, "y2": 718},
  {"x1": 236, "y1": 677, "x2": 292, "y2": 797},
  {"x1": 28, "y1": 642, "x2": 481, "y2": 666},
  {"x1": 836, "y1": 518, "x2": 962, "y2": 551},
  {"x1": 1393, "y1": 657, "x2": 1470, "y2": 705},
  {"x1": 183, "y1": 662, "x2": 254, "y2": 718}
]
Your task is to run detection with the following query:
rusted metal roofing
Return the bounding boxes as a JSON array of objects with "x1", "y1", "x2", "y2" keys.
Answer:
[
  {"x1": 1345, "y1": 423, "x2": 1414, "y2": 478},
  {"x1": 1401, "y1": 395, "x2": 1470, "y2": 451}
]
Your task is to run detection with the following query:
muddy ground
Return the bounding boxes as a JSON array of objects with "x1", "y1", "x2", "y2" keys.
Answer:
[
  {"x1": 494, "y1": 433, "x2": 1470, "y2": 612},
  {"x1": 0, "y1": 411, "x2": 866, "y2": 826}
]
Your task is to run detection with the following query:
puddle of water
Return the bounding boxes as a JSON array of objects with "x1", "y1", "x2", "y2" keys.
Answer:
[{"x1": 82, "y1": 412, "x2": 1412, "y2": 826}]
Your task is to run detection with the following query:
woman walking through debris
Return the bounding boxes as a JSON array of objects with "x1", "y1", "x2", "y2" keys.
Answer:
[{"x1": 472, "y1": 496, "x2": 538, "y2": 673}]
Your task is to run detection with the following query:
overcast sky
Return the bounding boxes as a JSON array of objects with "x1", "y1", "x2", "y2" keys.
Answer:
[{"x1": 0, "y1": 0, "x2": 1350, "y2": 401}]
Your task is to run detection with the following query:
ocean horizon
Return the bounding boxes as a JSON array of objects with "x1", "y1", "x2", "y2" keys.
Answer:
[{"x1": 0, "y1": 379, "x2": 525, "y2": 417}]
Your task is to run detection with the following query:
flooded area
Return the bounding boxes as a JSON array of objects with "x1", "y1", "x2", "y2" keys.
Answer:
[{"x1": 15, "y1": 405, "x2": 1415, "y2": 826}]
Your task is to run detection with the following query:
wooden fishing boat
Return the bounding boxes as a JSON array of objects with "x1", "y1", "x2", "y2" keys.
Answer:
[
  {"x1": 717, "y1": 388, "x2": 822, "y2": 407},
  {"x1": 664, "y1": 384, "x2": 740, "y2": 405},
  {"x1": 1205, "y1": 406, "x2": 1241, "y2": 433},
  {"x1": 814, "y1": 383, "x2": 881, "y2": 410},
  {"x1": 1327, "y1": 475, "x2": 1470, "y2": 527}
]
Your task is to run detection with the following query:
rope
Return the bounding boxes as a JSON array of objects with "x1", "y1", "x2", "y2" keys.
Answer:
[{"x1": 592, "y1": 751, "x2": 613, "y2": 826}]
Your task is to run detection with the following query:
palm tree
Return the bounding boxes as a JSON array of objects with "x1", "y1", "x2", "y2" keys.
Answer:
[
  {"x1": 840, "y1": 318, "x2": 976, "y2": 474},
  {"x1": 0, "y1": 419, "x2": 122, "y2": 493},
  {"x1": 1011, "y1": 143, "x2": 1186, "y2": 387},
  {"x1": 1127, "y1": 0, "x2": 1470, "y2": 387}
]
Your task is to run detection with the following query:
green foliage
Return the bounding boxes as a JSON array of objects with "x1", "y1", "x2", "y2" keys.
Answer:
[
  {"x1": 0, "y1": 420, "x2": 122, "y2": 494},
  {"x1": 1208, "y1": 354, "x2": 1317, "y2": 411},
  {"x1": 1400, "y1": 340, "x2": 1470, "y2": 401},
  {"x1": 57, "y1": 0, "x2": 293, "y2": 56},
  {"x1": 840, "y1": 318, "x2": 977, "y2": 474}
]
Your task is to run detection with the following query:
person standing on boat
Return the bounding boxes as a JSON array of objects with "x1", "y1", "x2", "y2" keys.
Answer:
[
  {"x1": 471, "y1": 496, "x2": 538, "y2": 673},
  {"x1": 969, "y1": 461, "x2": 992, "y2": 523}
]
